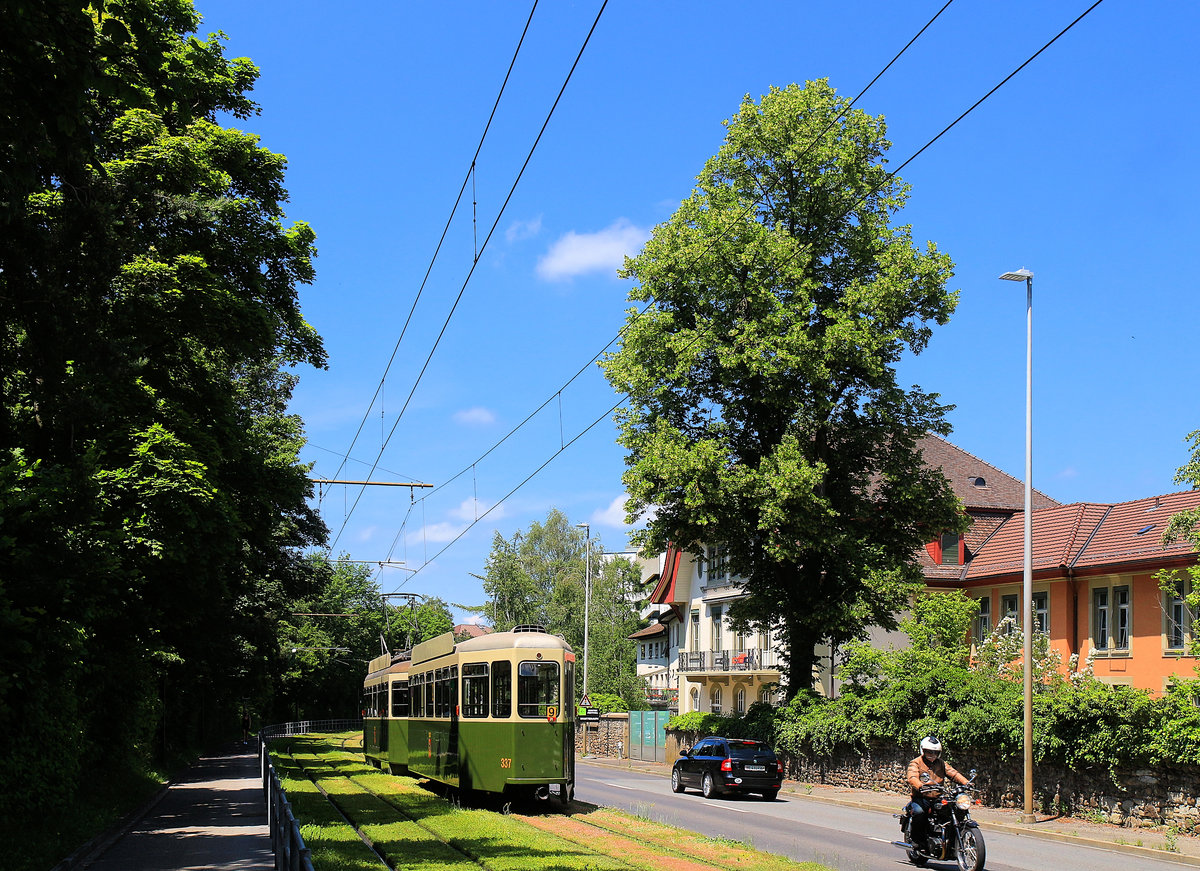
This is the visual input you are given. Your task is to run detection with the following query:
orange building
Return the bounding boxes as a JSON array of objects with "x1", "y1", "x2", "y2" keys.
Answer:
[{"x1": 927, "y1": 490, "x2": 1200, "y2": 695}]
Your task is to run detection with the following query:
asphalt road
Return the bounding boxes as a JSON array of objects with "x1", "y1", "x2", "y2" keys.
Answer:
[{"x1": 575, "y1": 760, "x2": 1197, "y2": 871}]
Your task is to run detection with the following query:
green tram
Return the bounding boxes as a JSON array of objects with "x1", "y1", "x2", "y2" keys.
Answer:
[{"x1": 362, "y1": 625, "x2": 576, "y2": 805}]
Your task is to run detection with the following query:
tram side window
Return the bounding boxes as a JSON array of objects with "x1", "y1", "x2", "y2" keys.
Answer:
[
  {"x1": 391, "y1": 682, "x2": 410, "y2": 717},
  {"x1": 462, "y1": 663, "x2": 488, "y2": 717},
  {"x1": 492, "y1": 660, "x2": 512, "y2": 718},
  {"x1": 409, "y1": 676, "x2": 421, "y2": 717},
  {"x1": 517, "y1": 661, "x2": 560, "y2": 718}
]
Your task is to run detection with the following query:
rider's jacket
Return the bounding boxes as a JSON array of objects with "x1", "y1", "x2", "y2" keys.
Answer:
[{"x1": 906, "y1": 755, "x2": 967, "y2": 798}]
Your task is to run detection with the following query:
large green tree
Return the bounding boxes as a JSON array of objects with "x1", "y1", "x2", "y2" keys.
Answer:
[
  {"x1": 601, "y1": 81, "x2": 965, "y2": 696},
  {"x1": 0, "y1": 0, "x2": 324, "y2": 811}
]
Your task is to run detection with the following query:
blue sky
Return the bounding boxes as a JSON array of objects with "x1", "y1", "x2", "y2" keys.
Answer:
[{"x1": 195, "y1": 0, "x2": 1199, "y2": 623}]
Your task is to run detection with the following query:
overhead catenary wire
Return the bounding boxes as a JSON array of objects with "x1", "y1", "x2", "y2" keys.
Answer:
[
  {"x1": 327, "y1": 0, "x2": 541, "y2": 487},
  {"x1": 380, "y1": 0, "x2": 1107, "y2": 583},
  {"x1": 330, "y1": 0, "x2": 611, "y2": 550},
  {"x1": 367, "y1": 0, "x2": 962, "y2": 568},
  {"x1": 379, "y1": 0, "x2": 963, "y2": 531}
]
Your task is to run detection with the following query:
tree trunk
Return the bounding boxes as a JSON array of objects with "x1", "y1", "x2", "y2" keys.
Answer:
[{"x1": 784, "y1": 617, "x2": 820, "y2": 700}]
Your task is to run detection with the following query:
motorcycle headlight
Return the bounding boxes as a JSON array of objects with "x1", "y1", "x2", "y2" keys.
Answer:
[{"x1": 955, "y1": 793, "x2": 972, "y2": 811}]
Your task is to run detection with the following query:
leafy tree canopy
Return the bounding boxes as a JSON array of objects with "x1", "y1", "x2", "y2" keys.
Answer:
[
  {"x1": 601, "y1": 81, "x2": 965, "y2": 695},
  {"x1": 0, "y1": 0, "x2": 324, "y2": 813}
]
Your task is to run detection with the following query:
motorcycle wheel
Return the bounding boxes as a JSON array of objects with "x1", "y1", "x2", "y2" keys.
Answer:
[
  {"x1": 956, "y1": 826, "x2": 986, "y2": 871},
  {"x1": 906, "y1": 848, "x2": 928, "y2": 867}
]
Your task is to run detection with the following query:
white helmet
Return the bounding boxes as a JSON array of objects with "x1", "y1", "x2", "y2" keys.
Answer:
[{"x1": 920, "y1": 736, "x2": 942, "y2": 754}]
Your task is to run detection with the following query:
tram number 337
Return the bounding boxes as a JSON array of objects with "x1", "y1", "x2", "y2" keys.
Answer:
[{"x1": 499, "y1": 757, "x2": 512, "y2": 769}]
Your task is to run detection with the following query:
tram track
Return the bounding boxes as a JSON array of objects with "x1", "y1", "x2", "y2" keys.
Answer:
[{"x1": 278, "y1": 741, "x2": 813, "y2": 871}]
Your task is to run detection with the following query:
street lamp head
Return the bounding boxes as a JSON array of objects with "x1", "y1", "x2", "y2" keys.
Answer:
[{"x1": 999, "y1": 268, "x2": 1033, "y2": 281}]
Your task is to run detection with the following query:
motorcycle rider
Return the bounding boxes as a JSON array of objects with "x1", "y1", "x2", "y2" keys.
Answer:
[{"x1": 905, "y1": 736, "x2": 969, "y2": 849}]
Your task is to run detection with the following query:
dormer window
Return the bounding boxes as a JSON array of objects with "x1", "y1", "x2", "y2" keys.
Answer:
[{"x1": 971, "y1": 476, "x2": 987, "y2": 488}]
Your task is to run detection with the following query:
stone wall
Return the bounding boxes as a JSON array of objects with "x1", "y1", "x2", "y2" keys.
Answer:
[
  {"x1": 668, "y1": 731, "x2": 1200, "y2": 830},
  {"x1": 575, "y1": 714, "x2": 628, "y2": 757}
]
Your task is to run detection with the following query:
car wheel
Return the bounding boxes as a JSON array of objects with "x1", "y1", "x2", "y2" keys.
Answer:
[
  {"x1": 671, "y1": 768, "x2": 686, "y2": 793},
  {"x1": 702, "y1": 772, "x2": 717, "y2": 799},
  {"x1": 760, "y1": 789, "x2": 778, "y2": 801}
]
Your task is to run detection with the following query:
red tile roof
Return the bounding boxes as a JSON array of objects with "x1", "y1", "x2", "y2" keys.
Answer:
[
  {"x1": 917, "y1": 435, "x2": 1060, "y2": 512},
  {"x1": 453, "y1": 623, "x2": 493, "y2": 638},
  {"x1": 959, "y1": 490, "x2": 1200, "y2": 581},
  {"x1": 628, "y1": 622, "x2": 668, "y2": 640}
]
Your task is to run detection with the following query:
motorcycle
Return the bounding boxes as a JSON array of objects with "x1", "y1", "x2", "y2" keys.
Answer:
[{"x1": 891, "y1": 768, "x2": 986, "y2": 870}]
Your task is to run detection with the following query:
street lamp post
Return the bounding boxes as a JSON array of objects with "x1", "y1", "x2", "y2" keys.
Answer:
[
  {"x1": 999, "y1": 266, "x2": 1035, "y2": 824},
  {"x1": 576, "y1": 522, "x2": 591, "y2": 697}
]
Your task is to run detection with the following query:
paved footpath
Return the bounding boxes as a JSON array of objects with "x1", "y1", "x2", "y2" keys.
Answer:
[{"x1": 81, "y1": 744, "x2": 272, "y2": 871}]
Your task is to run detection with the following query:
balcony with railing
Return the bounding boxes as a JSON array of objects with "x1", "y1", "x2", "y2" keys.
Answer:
[{"x1": 677, "y1": 647, "x2": 780, "y2": 674}]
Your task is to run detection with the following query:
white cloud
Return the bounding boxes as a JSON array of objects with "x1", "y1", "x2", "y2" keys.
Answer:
[
  {"x1": 506, "y1": 215, "x2": 542, "y2": 243},
  {"x1": 356, "y1": 526, "x2": 378, "y2": 542},
  {"x1": 592, "y1": 494, "x2": 630, "y2": 528},
  {"x1": 448, "y1": 497, "x2": 505, "y2": 523},
  {"x1": 453, "y1": 406, "x2": 496, "y2": 426},
  {"x1": 462, "y1": 614, "x2": 488, "y2": 625},
  {"x1": 536, "y1": 218, "x2": 650, "y2": 282},
  {"x1": 409, "y1": 521, "x2": 466, "y2": 545}
]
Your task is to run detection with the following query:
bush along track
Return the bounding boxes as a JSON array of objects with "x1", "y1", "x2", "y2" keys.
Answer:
[{"x1": 270, "y1": 733, "x2": 829, "y2": 871}]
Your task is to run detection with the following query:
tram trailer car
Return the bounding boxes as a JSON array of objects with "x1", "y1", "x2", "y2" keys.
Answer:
[
  {"x1": 362, "y1": 625, "x2": 575, "y2": 804},
  {"x1": 363, "y1": 654, "x2": 410, "y2": 772}
]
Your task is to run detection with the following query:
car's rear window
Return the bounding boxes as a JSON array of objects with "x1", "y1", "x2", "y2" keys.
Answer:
[{"x1": 728, "y1": 741, "x2": 771, "y2": 758}]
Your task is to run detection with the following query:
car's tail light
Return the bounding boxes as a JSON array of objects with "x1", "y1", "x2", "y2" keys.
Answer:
[
  {"x1": 721, "y1": 758, "x2": 732, "y2": 772},
  {"x1": 775, "y1": 760, "x2": 784, "y2": 774}
]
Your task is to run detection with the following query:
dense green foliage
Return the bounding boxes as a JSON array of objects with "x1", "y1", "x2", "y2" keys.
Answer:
[
  {"x1": 601, "y1": 81, "x2": 964, "y2": 696},
  {"x1": 0, "y1": 0, "x2": 326, "y2": 818},
  {"x1": 274, "y1": 556, "x2": 453, "y2": 721},
  {"x1": 477, "y1": 509, "x2": 645, "y2": 707},
  {"x1": 671, "y1": 591, "x2": 1200, "y2": 776}
]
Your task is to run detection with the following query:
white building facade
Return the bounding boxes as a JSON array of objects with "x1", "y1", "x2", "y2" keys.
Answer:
[{"x1": 633, "y1": 544, "x2": 834, "y2": 715}]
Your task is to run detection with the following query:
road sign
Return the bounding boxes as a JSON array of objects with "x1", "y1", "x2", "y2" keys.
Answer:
[{"x1": 580, "y1": 707, "x2": 600, "y2": 722}]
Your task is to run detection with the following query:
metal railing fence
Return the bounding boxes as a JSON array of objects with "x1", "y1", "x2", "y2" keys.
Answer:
[{"x1": 260, "y1": 718, "x2": 363, "y2": 871}]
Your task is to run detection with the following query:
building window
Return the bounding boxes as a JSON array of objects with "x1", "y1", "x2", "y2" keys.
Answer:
[
  {"x1": 711, "y1": 605, "x2": 723, "y2": 651},
  {"x1": 1114, "y1": 586, "x2": 1130, "y2": 650},
  {"x1": 974, "y1": 596, "x2": 991, "y2": 644},
  {"x1": 1033, "y1": 591, "x2": 1048, "y2": 634},
  {"x1": 690, "y1": 609, "x2": 700, "y2": 652},
  {"x1": 735, "y1": 688, "x2": 746, "y2": 714},
  {"x1": 711, "y1": 686, "x2": 723, "y2": 714},
  {"x1": 1001, "y1": 594, "x2": 1019, "y2": 633},
  {"x1": 1093, "y1": 588, "x2": 1110, "y2": 650},
  {"x1": 708, "y1": 545, "x2": 728, "y2": 582},
  {"x1": 1168, "y1": 577, "x2": 1193, "y2": 651},
  {"x1": 1089, "y1": 584, "x2": 1133, "y2": 652},
  {"x1": 940, "y1": 532, "x2": 960, "y2": 566}
]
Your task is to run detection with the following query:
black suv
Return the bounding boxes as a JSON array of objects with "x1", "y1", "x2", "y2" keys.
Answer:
[{"x1": 670, "y1": 737, "x2": 783, "y2": 800}]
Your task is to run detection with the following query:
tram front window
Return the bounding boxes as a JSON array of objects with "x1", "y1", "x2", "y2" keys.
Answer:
[
  {"x1": 517, "y1": 661, "x2": 560, "y2": 718},
  {"x1": 391, "y1": 683, "x2": 409, "y2": 717}
]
